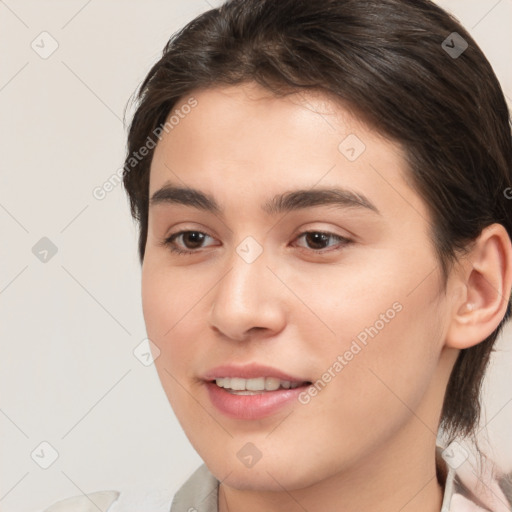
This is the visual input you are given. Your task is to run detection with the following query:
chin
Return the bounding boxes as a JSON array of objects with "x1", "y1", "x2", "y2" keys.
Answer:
[{"x1": 204, "y1": 456, "x2": 316, "y2": 492}]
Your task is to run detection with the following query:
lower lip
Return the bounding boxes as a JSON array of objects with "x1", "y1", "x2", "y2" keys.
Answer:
[{"x1": 204, "y1": 381, "x2": 311, "y2": 420}]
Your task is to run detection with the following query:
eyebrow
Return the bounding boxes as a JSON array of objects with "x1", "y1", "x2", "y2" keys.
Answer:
[{"x1": 149, "y1": 183, "x2": 380, "y2": 216}]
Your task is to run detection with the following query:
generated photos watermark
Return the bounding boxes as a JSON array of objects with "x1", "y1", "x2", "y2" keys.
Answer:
[
  {"x1": 298, "y1": 301, "x2": 403, "y2": 404},
  {"x1": 92, "y1": 96, "x2": 198, "y2": 201}
]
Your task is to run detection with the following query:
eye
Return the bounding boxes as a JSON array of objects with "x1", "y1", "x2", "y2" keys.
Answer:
[
  {"x1": 292, "y1": 231, "x2": 352, "y2": 253},
  {"x1": 161, "y1": 230, "x2": 217, "y2": 255},
  {"x1": 160, "y1": 229, "x2": 352, "y2": 256}
]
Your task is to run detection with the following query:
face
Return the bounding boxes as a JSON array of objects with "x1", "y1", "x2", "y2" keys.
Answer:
[{"x1": 142, "y1": 82, "x2": 454, "y2": 491}]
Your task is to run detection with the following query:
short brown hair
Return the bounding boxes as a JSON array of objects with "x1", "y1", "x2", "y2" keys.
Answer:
[{"x1": 123, "y1": 0, "x2": 512, "y2": 444}]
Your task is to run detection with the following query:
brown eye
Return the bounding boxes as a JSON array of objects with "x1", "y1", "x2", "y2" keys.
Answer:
[
  {"x1": 177, "y1": 231, "x2": 207, "y2": 249},
  {"x1": 294, "y1": 231, "x2": 352, "y2": 253},
  {"x1": 162, "y1": 230, "x2": 216, "y2": 255},
  {"x1": 304, "y1": 232, "x2": 331, "y2": 250}
]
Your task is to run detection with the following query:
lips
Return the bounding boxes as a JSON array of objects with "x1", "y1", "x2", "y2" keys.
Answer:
[
  {"x1": 205, "y1": 381, "x2": 311, "y2": 419},
  {"x1": 202, "y1": 363, "x2": 312, "y2": 420}
]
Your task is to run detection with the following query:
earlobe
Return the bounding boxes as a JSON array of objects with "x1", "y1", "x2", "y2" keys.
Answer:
[{"x1": 446, "y1": 223, "x2": 512, "y2": 350}]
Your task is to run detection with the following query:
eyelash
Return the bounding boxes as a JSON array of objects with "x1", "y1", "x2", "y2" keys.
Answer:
[{"x1": 160, "y1": 230, "x2": 353, "y2": 256}]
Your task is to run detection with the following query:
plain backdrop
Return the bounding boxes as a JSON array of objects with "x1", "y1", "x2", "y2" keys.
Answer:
[{"x1": 1, "y1": 1, "x2": 511, "y2": 511}]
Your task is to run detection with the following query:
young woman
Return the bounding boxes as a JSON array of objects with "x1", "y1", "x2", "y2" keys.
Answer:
[{"x1": 44, "y1": 0, "x2": 512, "y2": 510}]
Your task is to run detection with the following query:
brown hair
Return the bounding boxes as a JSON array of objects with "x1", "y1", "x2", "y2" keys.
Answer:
[{"x1": 123, "y1": 0, "x2": 512, "y2": 445}]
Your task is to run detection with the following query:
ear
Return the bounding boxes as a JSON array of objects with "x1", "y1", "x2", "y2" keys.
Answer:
[{"x1": 445, "y1": 223, "x2": 512, "y2": 350}]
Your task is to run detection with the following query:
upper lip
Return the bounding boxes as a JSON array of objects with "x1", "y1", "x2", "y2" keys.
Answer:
[{"x1": 202, "y1": 363, "x2": 310, "y2": 383}]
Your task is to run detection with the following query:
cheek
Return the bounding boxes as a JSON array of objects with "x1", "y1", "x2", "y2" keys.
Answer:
[
  {"x1": 141, "y1": 260, "x2": 197, "y2": 372},
  {"x1": 141, "y1": 254, "x2": 202, "y2": 339},
  {"x1": 296, "y1": 247, "x2": 445, "y2": 415},
  {"x1": 141, "y1": 263, "x2": 204, "y2": 425}
]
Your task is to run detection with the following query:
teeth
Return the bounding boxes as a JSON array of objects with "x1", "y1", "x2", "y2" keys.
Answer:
[{"x1": 214, "y1": 377, "x2": 304, "y2": 392}]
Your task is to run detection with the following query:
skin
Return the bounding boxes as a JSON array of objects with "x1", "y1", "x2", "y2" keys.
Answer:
[{"x1": 141, "y1": 81, "x2": 512, "y2": 512}]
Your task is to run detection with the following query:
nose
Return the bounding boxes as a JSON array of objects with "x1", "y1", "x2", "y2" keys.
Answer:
[{"x1": 208, "y1": 247, "x2": 287, "y2": 342}]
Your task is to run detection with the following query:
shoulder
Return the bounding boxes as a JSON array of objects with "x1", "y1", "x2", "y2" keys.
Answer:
[
  {"x1": 39, "y1": 467, "x2": 217, "y2": 512},
  {"x1": 437, "y1": 443, "x2": 512, "y2": 512},
  {"x1": 170, "y1": 464, "x2": 219, "y2": 512},
  {"x1": 42, "y1": 490, "x2": 120, "y2": 512}
]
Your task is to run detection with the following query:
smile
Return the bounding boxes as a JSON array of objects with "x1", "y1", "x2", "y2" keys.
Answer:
[
  {"x1": 205, "y1": 378, "x2": 312, "y2": 420},
  {"x1": 214, "y1": 376, "x2": 308, "y2": 394}
]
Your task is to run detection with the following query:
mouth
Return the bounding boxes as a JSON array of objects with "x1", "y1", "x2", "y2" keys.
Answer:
[
  {"x1": 201, "y1": 363, "x2": 313, "y2": 419},
  {"x1": 210, "y1": 376, "x2": 312, "y2": 395},
  {"x1": 204, "y1": 375, "x2": 313, "y2": 420}
]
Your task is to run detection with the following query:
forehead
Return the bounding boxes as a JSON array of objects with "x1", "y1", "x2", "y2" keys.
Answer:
[
  {"x1": 148, "y1": 82, "x2": 428, "y2": 224},
  {"x1": 162, "y1": 82, "x2": 367, "y2": 158}
]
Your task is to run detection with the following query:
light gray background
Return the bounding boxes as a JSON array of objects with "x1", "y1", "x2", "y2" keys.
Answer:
[{"x1": 1, "y1": 1, "x2": 511, "y2": 511}]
